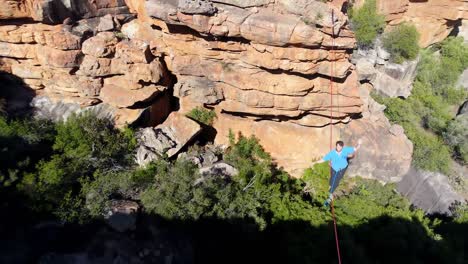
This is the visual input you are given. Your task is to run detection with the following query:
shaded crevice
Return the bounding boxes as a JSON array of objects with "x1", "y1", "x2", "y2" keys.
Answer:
[
  {"x1": 447, "y1": 19, "x2": 462, "y2": 38},
  {"x1": 220, "y1": 109, "x2": 351, "y2": 125},
  {"x1": 165, "y1": 23, "x2": 252, "y2": 45}
]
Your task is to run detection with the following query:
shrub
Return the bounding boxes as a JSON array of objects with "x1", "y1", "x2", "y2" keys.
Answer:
[
  {"x1": 18, "y1": 112, "x2": 137, "y2": 222},
  {"x1": 382, "y1": 23, "x2": 420, "y2": 63},
  {"x1": 375, "y1": 38, "x2": 468, "y2": 173},
  {"x1": 375, "y1": 94, "x2": 452, "y2": 174},
  {"x1": 140, "y1": 159, "x2": 212, "y2": 220},
  {"x1": 406, "y1": 126, "x2": 451, "y2": 174},
  {"x1": 444, "y1": 115, "x2": 468, "y2": 163},
  {"x1": 186, "y1": 107, "x2": 217, "y2": 125},
  {"x1": 349, "y1": 0, "x2": 385, "y2": 47},
  {"x1": 417, "y1": 39, "x2": 468, "y2": 102}
]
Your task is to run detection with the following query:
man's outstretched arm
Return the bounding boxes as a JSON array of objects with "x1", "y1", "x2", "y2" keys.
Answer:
[
  {"x1": 355, "y1": 138, "x2": 362, "y2": 151},
  {"x1": 348, "y1": 139, "x2": 362, "y2": 158},
  {"x1": 312, "y1": 151, "x2": 332, "y2": 166}
]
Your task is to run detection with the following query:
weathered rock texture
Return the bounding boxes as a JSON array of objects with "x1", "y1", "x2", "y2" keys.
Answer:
[
  {"x1": 0, "y1": 0, "x2": 131, "y2": 23},
  {"x1": 136, "y1": 112, "x2": 202, "y2": 166},
  {"x1": 353, "y1": 39, "x2": 419, "y2": 98},
  {"x1": 0, "y1": 0, "x2": 417, "y2": 181},
  {"x1": 0, "y1": 10, "x2": 171, "y2": 126},
  {"x1": 355, "y1": 0, "x2": 468, "y2": 47},
  {"x1": 398, "y1": 168, "x2": 464, "y2": 215}
]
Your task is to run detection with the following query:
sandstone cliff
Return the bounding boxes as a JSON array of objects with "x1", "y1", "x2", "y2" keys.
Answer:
[
  {"x1": 354, "y1": 0, "x2": 468, "y2": 47},
  {"x1": 0, "y1": 0, "x2": 413, "y2": 179}
]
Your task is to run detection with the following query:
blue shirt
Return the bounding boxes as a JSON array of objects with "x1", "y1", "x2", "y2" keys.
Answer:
[{"x1": 323, "y1": 146, "x2": 355, "y2": 171}]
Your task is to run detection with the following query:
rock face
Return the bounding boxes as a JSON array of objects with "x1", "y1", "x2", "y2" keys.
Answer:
[
  {"x1": 0, "y1": 0, "x2": 416, "y2": 180},
  {"x1": 31, "y1": 96, "x2": 147, "y2": 126},
  {"x1": 0, "y1": 0, "x2": 131, "y2": 23},
  {"x1": 354, "y1": 39, "x2": 419, "y2": 98},
  {"x1": 398, "y1": 168, "x2": 464, "y2": 215},
  {"x1": 0, "y1": 0, "x2": 419, "y2": 181},
  {"x1": 458, "y1": 19, "x2": 468, "y2": 44},
  {"x1": 354, "y1": 0, "x2": 468, "y2": 47},
  {"x1": 0, "y1": 11, "x2": 172, "y2": 127},
  {"x1": 457, "y1": 68, "x2": 468, "y2": 91},
  {"x1": 340, "y1": 83, "x2": 413, "y2": 182}
]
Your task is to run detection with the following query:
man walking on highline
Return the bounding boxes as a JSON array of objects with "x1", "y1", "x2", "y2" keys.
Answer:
[{"x1": 313, "y1": 139, "x2": 362, "y2": 207}]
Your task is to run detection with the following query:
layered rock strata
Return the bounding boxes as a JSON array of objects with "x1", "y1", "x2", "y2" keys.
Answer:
[{"x1": 0, "y1": 0, "x2": 415, "y2": 180}]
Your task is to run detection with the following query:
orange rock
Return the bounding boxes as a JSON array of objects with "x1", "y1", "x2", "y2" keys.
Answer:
[
  {"x1": 369, "y1": 0, "x2": 468, "y2": 47},
  {"x1": 82, "y1": 32, "x2": 119, "y2": 58},
  {"x1": 36, "y1": 46, "x2": 82, "y2": 68},
  {"x1": 100, "y1": 84, "x2": 166, "y2": 108},
  {"x1": 115, "y1": 39, "x2": 153, "y2": 63},
  {"x1": 0, "y1": 0, "x2": 29, "y2": 19},
  {"x1": 213, "y1": 112, "x2": 332, "y2": 177},
  {"x1": 0, "y1": 42, "x2": 36, "y2": 59}
]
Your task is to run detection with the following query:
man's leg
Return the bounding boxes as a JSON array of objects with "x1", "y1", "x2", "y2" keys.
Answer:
[
  {"x1": 329, "y1": 168, "x2": 344, "y2": 194},
  {"x1": 326, "y1": 167, "x2": 347, "y2": 205},
  {"x1": 325, "y1": 168, "x2": 339, "y2": 207}
]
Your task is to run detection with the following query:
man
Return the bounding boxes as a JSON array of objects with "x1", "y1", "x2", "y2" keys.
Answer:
[{"x1": 313, "y1": 139, "x2": 362, "y2": 207}]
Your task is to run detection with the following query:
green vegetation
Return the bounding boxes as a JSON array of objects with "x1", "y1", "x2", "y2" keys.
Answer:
[
  {"x1": 349, "y1": 0, "x2": 385, "y2": 47},
  {"x1": 14, "y1": 112, "x2": 137, "y2": 222},
  {"x1": 374, "y1": 37, "x2": 468, "y2": 173},
  {"x1": 444, "y1": 114, "x2": 468, "y2": 164},
  {"x1": 382, "y1": 23, "x2": 420, "y2": 63},
  {"x1": 0, "y1": 112, "x2": 467, "y2": 263},
  {"x1": 113, "y1": 31, "x2": 127, "y2": 40},
  {"x1": 186, "y1": 106, "x2": 217, "y2": 125}
]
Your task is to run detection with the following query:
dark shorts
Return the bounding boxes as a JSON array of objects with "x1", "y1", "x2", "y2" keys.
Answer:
[{"x1": 329, "y1": 167, "x2": 347, "y2": 194}]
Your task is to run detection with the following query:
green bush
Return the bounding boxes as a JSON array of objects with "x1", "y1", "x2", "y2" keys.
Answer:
[
  {"x1": 186, "y1": 107, "x2": 217, "y2": 125},
  {"x1": 140, "y1": 159, "x2": 212, "y2": 220},
  {"x1": 375, "y1": 93, "x2": 452, "y2": 174},
  {"x1": 17, "y1": 112, "x2": 137, "y2": 222},
  {"x1": 382, "y1": 23, "x2": 420, "y2": 63},
  {"x1": 0, "y1": 116, "x2": 56, "y2": 188},
  {"x1": 1, "y1": 111, "x2": 467, "y2": 262},
  {"x1": 406, "y1": 126, "x2": 451, "y2": 174},
  {"x1": 375, "y1": 37, "x2": 468, "y2": 173},
  {"x1": 349, "y1": 0, "x2": 385, "y2": 46},
  {"x1": 416, "y1": 39, "x2": 468, "y2": 102},
  {"x1": 444, "y1": 114, "x2": 468, "y2": 164}
]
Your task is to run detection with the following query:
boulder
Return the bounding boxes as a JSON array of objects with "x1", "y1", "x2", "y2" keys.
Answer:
[
  {"x1": 199, "y1": 162, "x2": 239, "y2": 177},
  {"x1": 135, "y1": 127, "x2": 177, "y2": 166},
  {"x1": 356, "y1": 58, "x2": 376, "y2": 81},
  {"x1": 178, "y1": 0, "x2": 217, "y2": 15},
  {"x1": 115, "y1": 39, "x2": 153, "y2": 64},
  {"x1": 177, "y1": 144, "x2": 221, "y2": 167},
  {"x1": 36, "y1": 46, "x2": 83, "y2": 68},
  {"x1": 398, "y1": 168, "x2": 464, "y2": 215},
  {"x1": 97, "y1": 14, "x2": 117, "y2": 32},
  {"x1": 371, "y1": 71, "x2": 411, "y2": 98},
  {"x1": 81, "y1": 32, "x2": 119, "y2": 58},
  {"x1": 135, "y1": 112, "x2": 202, "y2": 166}
]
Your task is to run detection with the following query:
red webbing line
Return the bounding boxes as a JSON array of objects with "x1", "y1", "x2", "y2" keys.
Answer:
[{"x1": 329, "y1": 9, "x2": 343, "y2": 264}]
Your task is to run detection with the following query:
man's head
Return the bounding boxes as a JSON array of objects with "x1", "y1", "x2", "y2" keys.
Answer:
[{"x1": 335, "y1": 140, "x2": 344, "y2": 152}]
